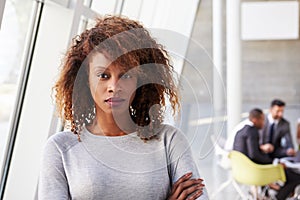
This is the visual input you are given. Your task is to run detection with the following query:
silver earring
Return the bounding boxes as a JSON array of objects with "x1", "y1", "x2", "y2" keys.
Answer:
[{"x1": 130, "y1": 106, "x2": 136, "y2": 116}]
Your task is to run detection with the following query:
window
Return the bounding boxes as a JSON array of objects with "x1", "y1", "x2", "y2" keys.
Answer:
[
  {"x1": 0, "y1": 0, "x2": 33, "y2": 174},
  {"x1": 0, "y1": 0, "x2": 203, "y2": 199}
]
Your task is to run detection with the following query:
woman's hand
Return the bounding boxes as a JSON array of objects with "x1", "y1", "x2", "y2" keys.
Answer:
[{"x1": 168, "y1": 172, "x2": 204, "y2": 200}]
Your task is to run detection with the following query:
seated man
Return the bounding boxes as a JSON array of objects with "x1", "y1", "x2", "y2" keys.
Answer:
[
  {"x1": 233, "y1": 108, "x2": 272, "y2": 164},
  {"x1": 233, "y1": 108, "x2": 300, "y2": 199},
  {"x1": 224, "y1": 118, "x2": 253, "y2": 151},
  {"x1": 260, "y1": 99, "x2": 296, "y2": 158}
]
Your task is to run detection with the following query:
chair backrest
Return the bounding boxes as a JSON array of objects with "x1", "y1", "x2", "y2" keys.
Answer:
[{"x1": 228, "y1": 151, "x2": 286, "y2": 186}]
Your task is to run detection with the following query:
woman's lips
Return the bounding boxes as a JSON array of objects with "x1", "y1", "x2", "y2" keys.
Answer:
[{"x1": 105, "y1": 97, "x2": 125, "y2": 107}]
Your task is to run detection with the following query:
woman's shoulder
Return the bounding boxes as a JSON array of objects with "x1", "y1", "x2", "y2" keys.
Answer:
[
  {"x1": 159, "y1": 123, "x2": 181, "y2": 133},
  {"x1": 158, "y1": 124, "x2": 188, "y2": 143},
  {"x1": 44, "y1": 131, "x2": 79, "y2": 153}
]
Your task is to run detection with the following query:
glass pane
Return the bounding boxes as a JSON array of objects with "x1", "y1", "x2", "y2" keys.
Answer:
[
  {"x1": 91, "y1": 0, "x2": 118, "y2": 15},
  {"x1": 0, "y1": 0, "x2": 33, "y2": 168}
]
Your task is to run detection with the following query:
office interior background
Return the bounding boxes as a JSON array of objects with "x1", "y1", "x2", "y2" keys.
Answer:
[{"x1": 0, "y1": 0, "x2": 299, "y2": 199}]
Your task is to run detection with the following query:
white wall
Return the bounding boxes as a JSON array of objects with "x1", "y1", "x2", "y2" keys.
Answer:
[{"x1": 242, "y1": 1, "x2": 299, "y2": 40}]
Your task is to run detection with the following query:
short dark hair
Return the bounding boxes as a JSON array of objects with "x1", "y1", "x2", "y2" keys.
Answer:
[
  {"x1": 249, "y1": 108, "x2": 263, "y2": 120},
  {"x1": 271, "y1": 99, "x2": 286, "y2": 107}
]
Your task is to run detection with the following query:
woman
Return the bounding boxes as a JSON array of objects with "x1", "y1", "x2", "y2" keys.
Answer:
[{"x1": 38, "y1": 15, "x2": 208, "y2": 200}]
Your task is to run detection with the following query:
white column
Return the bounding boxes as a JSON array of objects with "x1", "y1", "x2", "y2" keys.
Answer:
[
  {"x1": 226, "y1": 0, "x2": 242, "y2": 136},
  {"x1": 212, "y1": 0, "x2": 224, "y2": 113}
]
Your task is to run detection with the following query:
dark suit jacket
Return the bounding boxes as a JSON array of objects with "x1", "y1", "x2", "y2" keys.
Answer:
[
  {"x1": 233, "y1": 125, "x2": 273, "y2": 164},
  {"x1": 261, "y1": 116, "x2": 294, "y2": 158}
]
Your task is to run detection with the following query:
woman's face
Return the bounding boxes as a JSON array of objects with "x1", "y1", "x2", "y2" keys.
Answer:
[{"x1": 88, "y1": 52, "x2": 137, "y2": 117}]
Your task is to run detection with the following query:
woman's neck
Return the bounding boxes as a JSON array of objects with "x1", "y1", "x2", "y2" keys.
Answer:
[{"x1": 87, "y1": 112, "x2": 135, "y2": 136}]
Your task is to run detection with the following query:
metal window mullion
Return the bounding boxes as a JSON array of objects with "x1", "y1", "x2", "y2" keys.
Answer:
[
  {"x1": 0, "y1": 0, "x2": 6, "y2": 30},
  {"x1": 114, "y1": 0, "x2": 125, "y2": 15},
  {"x1": 0, "y1": 0, "x2": 44, "y2": 198}
]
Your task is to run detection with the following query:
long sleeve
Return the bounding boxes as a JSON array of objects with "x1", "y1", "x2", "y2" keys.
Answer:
[
  {"x1": 39, "y1": 127, "x2": 208, "y2": 200},
  {"x1": 246, "y1": 128, "x2": 273, "y2": 164},
  {"x1": 234, "y1": 125, "x2": 272, "y2": 164},
  {"x1": 274, "y1": 121, "x2": 294, "y2": 158},
  {"x1": 167, "y1": 129, "x2": 209, "y2": 199},
  {"x1": 38, "y1": 137, "x2": 70, "y2": 200}
]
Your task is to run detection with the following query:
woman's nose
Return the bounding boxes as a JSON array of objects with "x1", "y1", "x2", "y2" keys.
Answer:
[{"x1": 107, "y1": 77, "x2": 121, "y2": 93}]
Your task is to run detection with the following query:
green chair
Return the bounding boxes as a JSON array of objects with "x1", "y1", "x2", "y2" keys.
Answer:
[{"x1": 228, "y1": 151, "x2": 286, "y2": 199}]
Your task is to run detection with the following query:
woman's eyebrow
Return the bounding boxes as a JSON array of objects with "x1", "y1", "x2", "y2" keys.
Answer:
[{"x1": 93, "y1": 66, "x2": 109, "y2": 70}]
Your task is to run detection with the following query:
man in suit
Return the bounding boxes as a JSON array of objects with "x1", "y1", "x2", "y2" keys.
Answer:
[
  {"x1": 260, "y1": 99, "x2": 296, "y2": 158},
  {"x1": 233, "y1": 108, "x2": 272, "y2": 164},
  {"x1": 234, "y1": 108, "x2": 300, "y2": 200}
]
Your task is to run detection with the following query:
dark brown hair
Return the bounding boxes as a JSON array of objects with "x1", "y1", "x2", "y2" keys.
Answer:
[
  {"x1": 53, "y1": 15, "x2": 180, "y2": 140},
  {"x1": 271, "y1": 99, "x2": 285, "y2": 107}
]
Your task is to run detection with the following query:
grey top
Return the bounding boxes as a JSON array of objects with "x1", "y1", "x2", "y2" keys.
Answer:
[{"x1": 38, "y1": 124, "x2": 208, "y2": 200}]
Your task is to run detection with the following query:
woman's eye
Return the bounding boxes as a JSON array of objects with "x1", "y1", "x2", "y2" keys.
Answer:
[{"x1": 97, "y1": 73, "x2": 109, "y2": 79}]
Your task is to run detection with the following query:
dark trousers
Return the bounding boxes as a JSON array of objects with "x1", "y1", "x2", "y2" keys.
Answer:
[{"x1": 276, "y1": 168, "x2": 300, "y2": 200}]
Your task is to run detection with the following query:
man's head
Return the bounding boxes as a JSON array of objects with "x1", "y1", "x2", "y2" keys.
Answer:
[
  {"x1": 270, "y1": 99, "x2": 286, "y2": 120},
  {"x1": 249, "y1": 108, "x2": 265, "y2": 129}
]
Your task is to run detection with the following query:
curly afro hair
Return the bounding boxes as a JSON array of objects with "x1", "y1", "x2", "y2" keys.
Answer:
[{"x1": 53, "y1": 15, "x2": 180, "y2": 140}]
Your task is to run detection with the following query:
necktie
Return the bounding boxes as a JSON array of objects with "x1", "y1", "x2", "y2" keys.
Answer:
[{"x1": 268, "y1": 123, "x2": 275, "y2": 143}]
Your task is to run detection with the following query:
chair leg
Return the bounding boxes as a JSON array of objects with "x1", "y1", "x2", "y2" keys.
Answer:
[
  {"x1": 248, "y1": 186, "x2": 258, "y2": 200},
  {"x1": 259, "y1": 186, "x2": 269, "y2": 200},
  {"x1": 232, "y1": 180, "x2": 248, "y2": 199},
  {"x1": 254, "y1": 186, "x2": 258, "y2": 200},
  {"x1": 210, "y1": 178, "x2": 233, "y2": 199}
]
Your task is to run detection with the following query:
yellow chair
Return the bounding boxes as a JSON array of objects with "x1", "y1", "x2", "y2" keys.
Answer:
[{"x1": 228, "y1": 151, "x2": 286, "y2": 199}]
